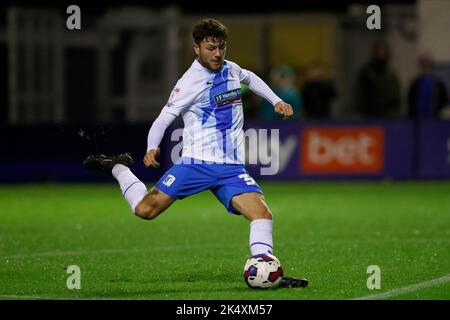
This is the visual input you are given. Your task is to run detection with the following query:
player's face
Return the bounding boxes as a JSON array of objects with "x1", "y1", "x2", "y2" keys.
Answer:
[{"x1": 194, "y1": 37, "x2": 226, "y2": 72}]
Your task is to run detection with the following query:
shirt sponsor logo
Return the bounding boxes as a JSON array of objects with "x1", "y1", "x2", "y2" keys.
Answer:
[
  {"x1": 300, "y1": 127, "x2": 384, "y2": 174},
  {"x1": 163, "y1": 174, "x2": 176, "y2": 187},
  {"x1": 214, "y1": 88, "x2": 242, "y2": 106}
]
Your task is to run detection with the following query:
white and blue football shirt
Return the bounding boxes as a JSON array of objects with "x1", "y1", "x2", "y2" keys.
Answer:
[{"x1": 147, "y1": 59, "x2": 282, "y2": 165}]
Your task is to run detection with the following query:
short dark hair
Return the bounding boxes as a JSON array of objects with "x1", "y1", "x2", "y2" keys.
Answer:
[{"x1": 192, "y1": 18, "x2": 228, "y2": 44}]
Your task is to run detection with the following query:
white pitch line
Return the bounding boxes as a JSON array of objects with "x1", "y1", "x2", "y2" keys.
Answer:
[
  {"x1": 2, "y1": 247, "x2": 149, "y2": 260},
  {"x1": 352, "y1": 273, "x2": 450, "y2": 300},
  {"x1": 0, "y1": 243, "x2": 240, "y2": 260},
  {"x1": 3, "y1": 238, "x2": 449, "y2": 260}
]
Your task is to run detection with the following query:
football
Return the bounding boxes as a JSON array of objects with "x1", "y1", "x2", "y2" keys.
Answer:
[{"x1": 243, "y1": 253, "x2": 283, "y2": 289}]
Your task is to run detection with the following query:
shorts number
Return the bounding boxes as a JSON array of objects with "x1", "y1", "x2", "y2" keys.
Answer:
[{"x1": 238, "y1": 173, "x2": 256, "y2": 186}]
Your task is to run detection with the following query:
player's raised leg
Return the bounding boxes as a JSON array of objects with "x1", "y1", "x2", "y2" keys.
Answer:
[
  {"x1": 83, "y1": 153, "x2": 174, "y2": 220},
  {"x1": 133, "y1": 187, "x2": 175, "y2": 220},
  {"x1": 112, "y1": 162, "x2": 175, "y2": 220}
]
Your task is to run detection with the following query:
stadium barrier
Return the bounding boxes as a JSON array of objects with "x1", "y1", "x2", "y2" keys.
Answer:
[{"x1": 1, "y1": 120, "x2": 449, "y2": 182}]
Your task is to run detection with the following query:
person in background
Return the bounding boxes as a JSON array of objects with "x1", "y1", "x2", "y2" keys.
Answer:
[
  {"x1": 354, "y1": 41, "x2": 401, "y2": 119},
  {"x1": 302, "y1": 62, "x2": 337, "y2": 119},
  {"x1": 408, "y1": 53, "x2": 449, "y2": 120},
  {"x1": 259, "y1": 65, "x2": 302, "y2": 120}
]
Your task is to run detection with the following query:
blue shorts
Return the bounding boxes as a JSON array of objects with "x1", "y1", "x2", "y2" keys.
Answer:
[{"x1": 155, "y1": 158, "x2": 263, "y2": 215}]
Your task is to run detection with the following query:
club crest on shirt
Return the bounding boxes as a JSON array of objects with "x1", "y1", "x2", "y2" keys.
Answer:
[
  {"x1": 167, "y1": 87, "x2": 181, "y2": 108},
  {"x1": 163, "y1": 174, "x2": 176, "y2": 187},
  {"x1": 214, "y1": 88, "x2": 242, "y2": 106}
]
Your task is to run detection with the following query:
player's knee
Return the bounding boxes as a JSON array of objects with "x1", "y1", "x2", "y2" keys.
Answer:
[
  {"x1": 134, "y1": 202, "x2": 160, "y2": 220},
  {"x1": 250, "y1": 207, "x2": 272, "y2": 221},
  {"x1": 261, "y1": 208, "x2": 273, "y2": 220}
]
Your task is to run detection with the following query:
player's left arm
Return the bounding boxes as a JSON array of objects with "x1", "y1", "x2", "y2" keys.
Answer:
[
  {"x1": 233, "y1": 63, "x2": 293, "y2": 119},
  {"x1": 273, "y1": 101, "x2": 294, "y2": 120},
  {"x1": 144, "y1": 111, "x2": 177, "y2": 168}
]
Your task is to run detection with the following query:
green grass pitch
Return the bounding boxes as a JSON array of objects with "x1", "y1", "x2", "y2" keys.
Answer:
[{"x1": 1, "y1": 181, "x2": 449, "y2": 300}]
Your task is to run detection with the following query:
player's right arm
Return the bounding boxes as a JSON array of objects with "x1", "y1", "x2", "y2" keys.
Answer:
[
  {"x1": 144, "y1": 111, "x2": 176, "y2": 168},
  {"x1": 144, "y1": 79, "x2": 195, "y2": 168}
]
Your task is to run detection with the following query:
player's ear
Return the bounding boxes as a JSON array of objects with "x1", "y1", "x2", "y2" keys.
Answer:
[{"x1": 193, "y1": 42, "x2": 200, "y2": 56}]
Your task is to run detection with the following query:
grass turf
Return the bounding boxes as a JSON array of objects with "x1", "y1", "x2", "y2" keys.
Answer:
[{"x1": 0, "y1": 181, "x2": 449, "y2": 300}]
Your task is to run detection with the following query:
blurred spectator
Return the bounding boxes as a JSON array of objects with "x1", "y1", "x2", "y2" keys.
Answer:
[
  {"x1": 259, "y1": 65, "x2": 302, "y2": 120},
  {"x1": 407, "y1": 53, "x2": 449, "y2": 119},
  {"x1": 302, "y1": 62, "x2": 337, "y2": 119},
  {"x1": 354, "y1": 41, "x2": 401, "y2": 118}
]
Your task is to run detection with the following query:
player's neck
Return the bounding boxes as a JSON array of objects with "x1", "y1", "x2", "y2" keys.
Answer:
[{"x1": 195, "y1": 58, "x2": 222, "y2": 74}]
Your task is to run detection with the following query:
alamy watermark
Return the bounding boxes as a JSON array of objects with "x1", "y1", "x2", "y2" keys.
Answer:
[
  {"x1": 366, "y1": 5, "x2": 381, "y2": 30},
  {"x1": 447, "y1": 137, "x2": 450, "y2": 164},
  {"x1": 366, "y1": 265, "x2": 381, "y2": 290},
  {"x1": 66, "y1": 265, "x2": 81, "y2": 290},
  {"x1": 169, "y1": 128, "x2": 297, "y2": 176},
  {"x1": 66, "y1": 5, "x2": 81, "y2": 30}
]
